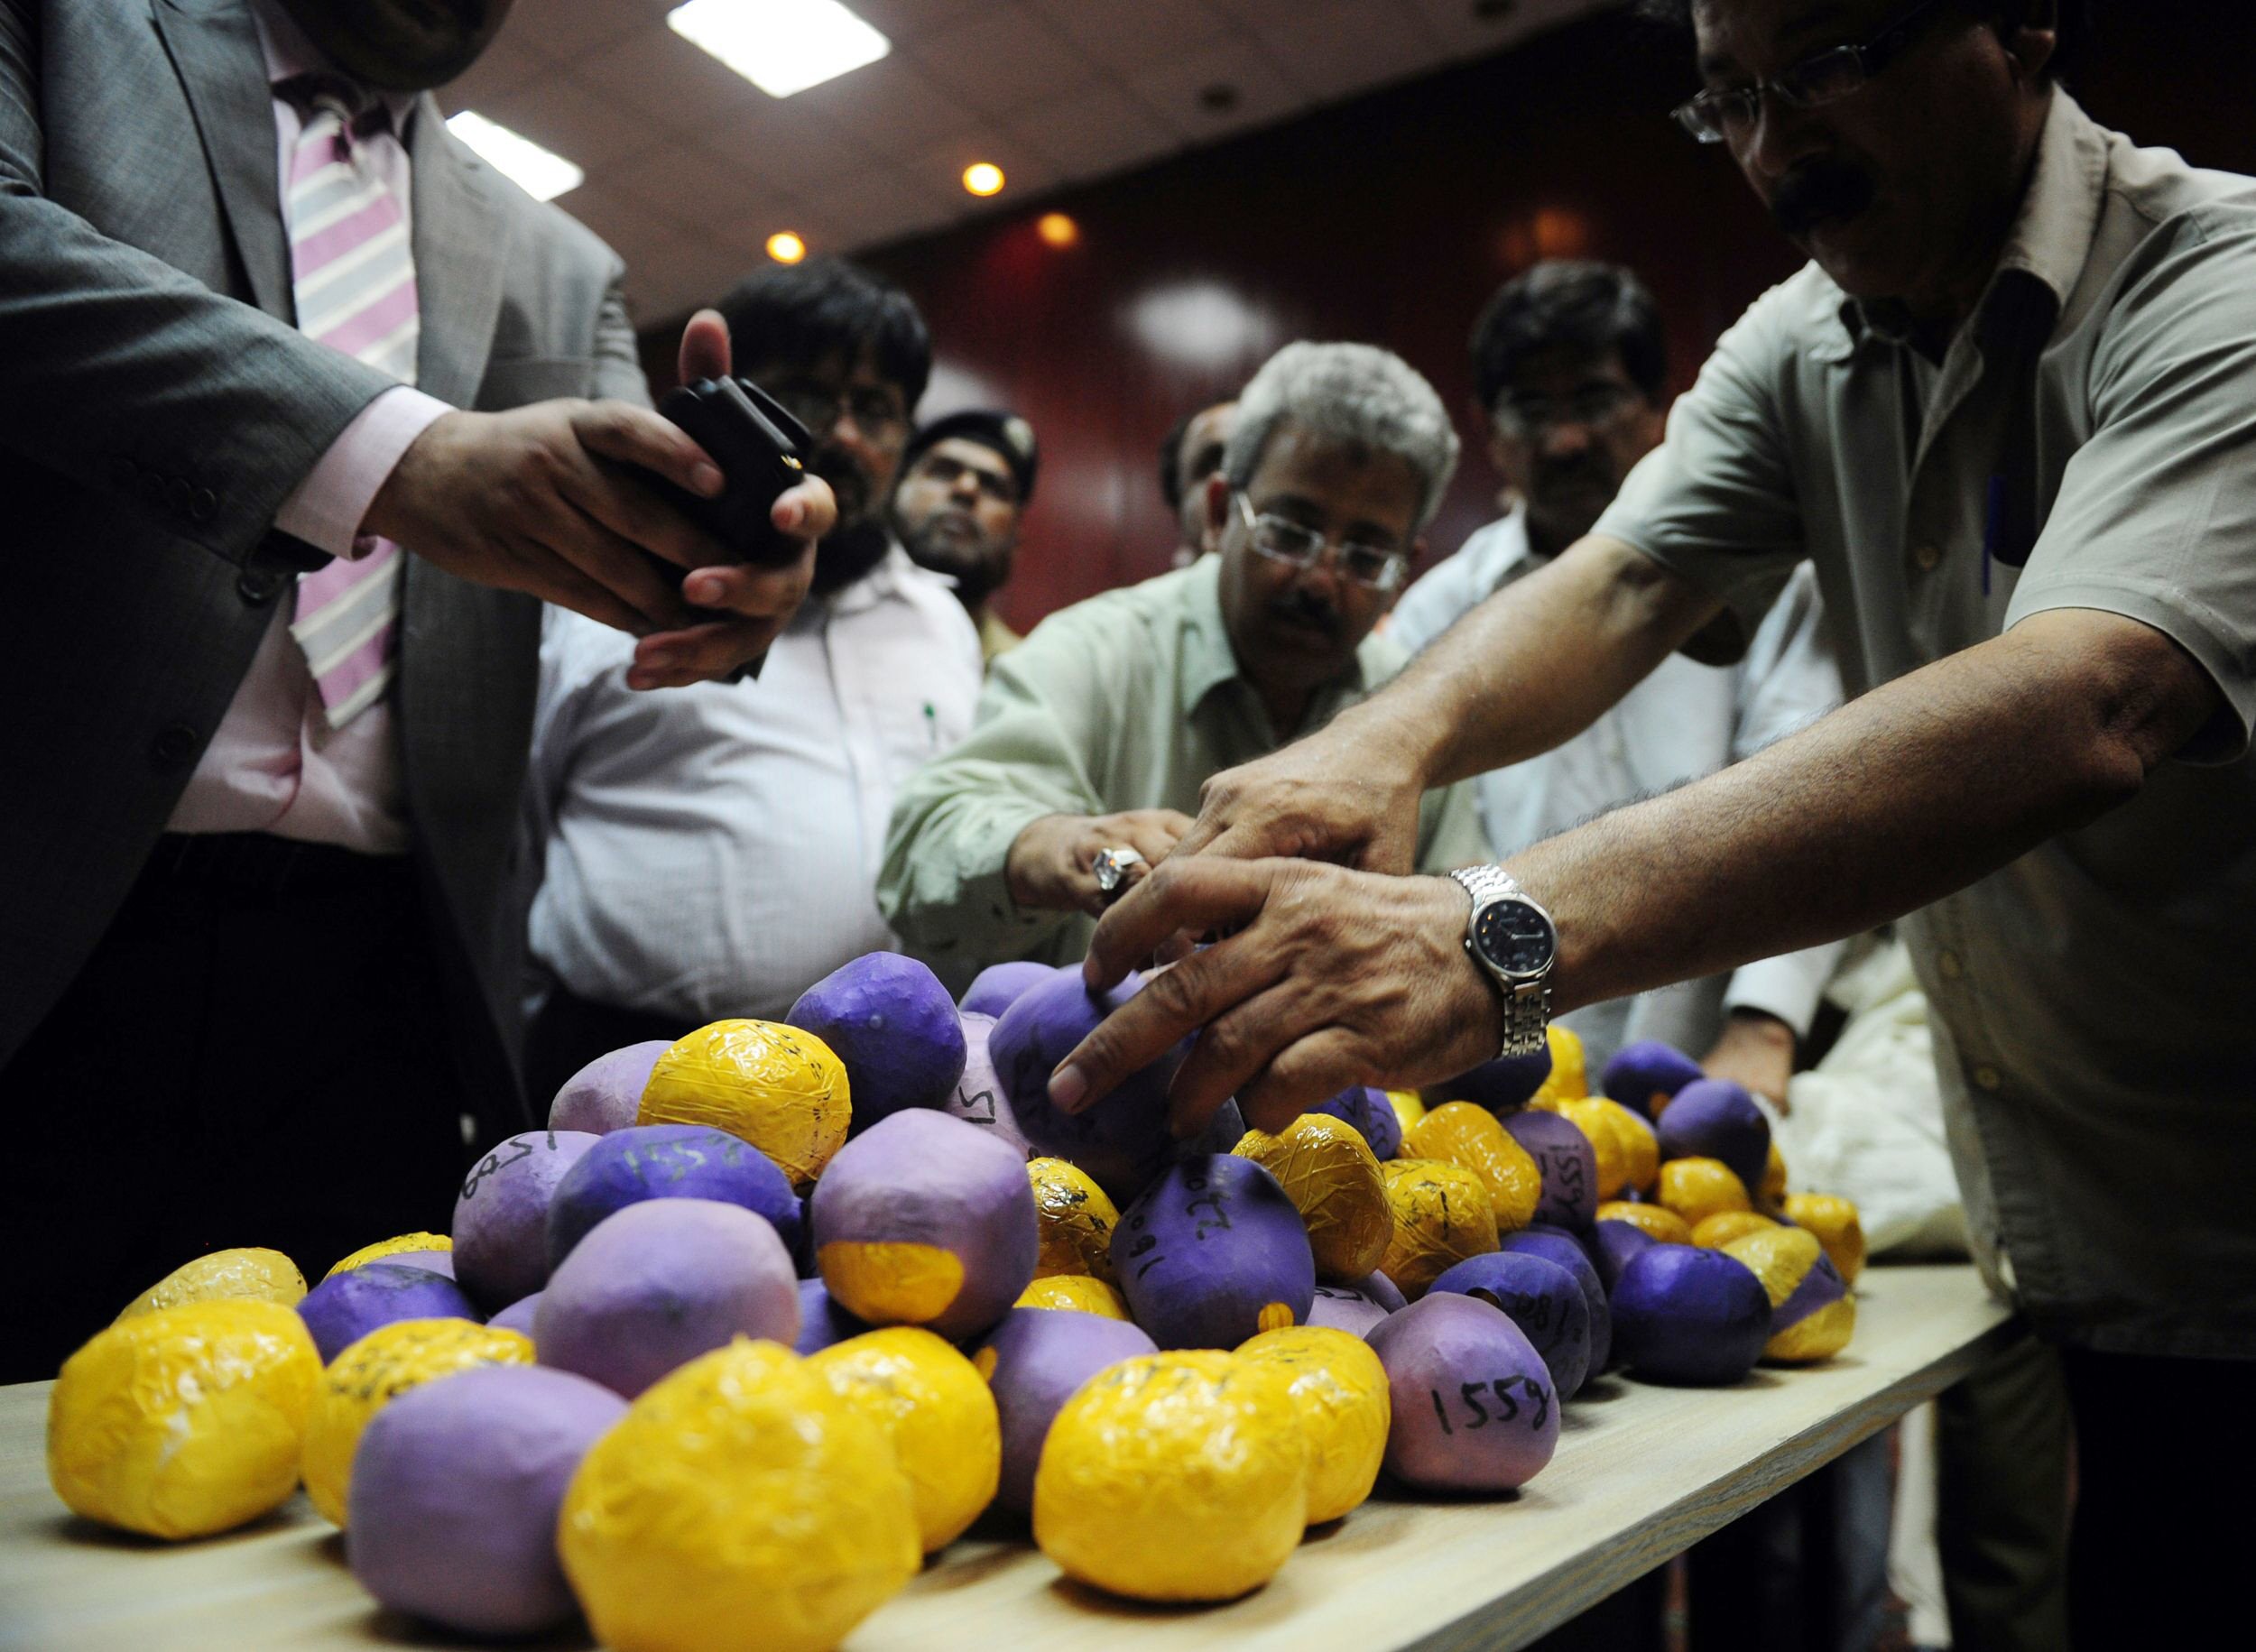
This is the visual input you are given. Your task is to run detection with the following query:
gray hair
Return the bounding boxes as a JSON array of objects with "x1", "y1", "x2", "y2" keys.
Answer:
[{"x1": 1223, "y1": 341, "x2": 1462, "y2": 531}]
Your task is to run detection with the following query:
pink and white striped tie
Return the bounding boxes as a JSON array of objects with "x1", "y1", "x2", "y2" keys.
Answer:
[{"x1": 283, "y1": 80, "x2": 417, "y2": 728}]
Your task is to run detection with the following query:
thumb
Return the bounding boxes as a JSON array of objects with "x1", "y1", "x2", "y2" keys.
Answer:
[{"x1": 679, "y1": 308, "x2": 731, "y2": 385}]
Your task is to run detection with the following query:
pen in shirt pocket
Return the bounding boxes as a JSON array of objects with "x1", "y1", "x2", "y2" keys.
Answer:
[{"x1": 923, "y1": 701, "x2": 938, "y2": 752}]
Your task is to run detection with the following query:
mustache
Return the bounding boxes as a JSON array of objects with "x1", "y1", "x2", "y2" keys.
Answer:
[
  {"x1": 1771, "y1": 161, "x2": 1877, "y2": 236},
  {"x1": 809, "y1": 446, "x2": 873, "y2": 520},
  {"x1": 1267, "y1": 587, "x2": 1343, "y2": 640}
]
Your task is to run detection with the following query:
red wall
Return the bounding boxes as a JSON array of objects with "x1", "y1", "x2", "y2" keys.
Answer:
[{"x1": 646, "y1": 5, "x2": 2256, "y2": 637}]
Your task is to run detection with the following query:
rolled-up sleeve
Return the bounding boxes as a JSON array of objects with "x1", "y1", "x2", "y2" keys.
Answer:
[
  {"x1": 1594, "y1": 287, "x2": 1812, "y2": 661},
  {"x1": 2005, "y1": 207, "x2": 2256, "y2": 761},
  {"x1": 877, "y1": 618, "x2": 1119, "y2": 968}
]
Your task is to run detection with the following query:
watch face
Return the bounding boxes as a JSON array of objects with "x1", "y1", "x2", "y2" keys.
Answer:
[{"x1": 1473, "y1": 898, "x2": 1556, "y2": 980}]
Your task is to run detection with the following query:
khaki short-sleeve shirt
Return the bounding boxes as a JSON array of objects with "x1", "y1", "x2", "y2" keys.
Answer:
[{"x1": 1593, "y1": 90, "x2": 2256, "y2": 1357}]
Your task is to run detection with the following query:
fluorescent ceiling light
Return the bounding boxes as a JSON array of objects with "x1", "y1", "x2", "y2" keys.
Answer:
[
  {"x1": 444, "y1": 111, "x2": 584, "y2": 201},
  {"x1": 669, "y1": 0, "x2": 892, "y2": 98}
]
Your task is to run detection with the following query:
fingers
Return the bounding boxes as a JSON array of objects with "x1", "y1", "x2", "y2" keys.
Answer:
[
  {"x1": 1058, "y1": 863, "x2": 1284, "y2": 1111},
  {"x1": 679, "y1": 308, "x2": 731, "y2": 385},
  {"x1": 541, "y1": 500, "x2": 696, "y2": 630},
  {"x1": 1080, "y1": 856, "x2": 1275, "y2": 992},
  {"x1": 676, "y1": 550, "x2": 814, "y2": 620},
  {"x1": 571, "y1": 401, "x2": 723, "y2": 502},
  {"x1": 627, "y1": 616, "x2": 782, "y2": 688},
  {"x1": 773, "y1": 475, "x2": 837, "y2": 544},
  {"x1": 1235, "y1": 1029, "x2": 1367, "y2": 1131},
  {"x1": 518, "y1": 543, "x2": 655, "y2": 638},
  {"x1": 1164, "y1": 974, "x2": 1311, "y2": 1135}
]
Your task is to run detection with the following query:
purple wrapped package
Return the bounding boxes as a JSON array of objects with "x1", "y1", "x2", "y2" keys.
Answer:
[
  {"x1": 1367, "y1": 1292, "x2": 1558, "y2": 1491},
  {"x1": 789, "y1": 953, "x2": 967, "y2": 1134},
  {"x1": 960, "y1": 961, "x2": 1056, "y2": 1020},
  {"x1": 1498, "y1": 1227, "x2": 1612, "y2": 1374},
  {"x1": 1428, "y1": 1251, "x2": 1592, "y2": 1399},
  {"x1": 1498, "y1": 1109, "x2": 1599, "y2": 1232},
  {"x1": 298, "y1": 1264, "x2": 479, "y2": 1365},
  {"x1": 547, "y1": 1041, "x2": 669, "y2": 1136},
  {"x1": 942, "y1": 1012, "x2": 1032, "y2": 1158},
  {"x1": 1610, "y1": 1243, "x2": 1773, "y2": 1385},
  {"x1": 450, "y1": 1131, "x2": 601, "y2": 1312},
  {"x1": 1308, "y1": 1084, "x2": 1402, "y2": 1160},
  {"x1": 792, "y1": 1278, "x2": 870, "y2": 1356},
  {"x1": 973, "y1": 1306, "x2": 1158, "y2": 1514},
  {"x1": 1112, "y1": 1155, "x2": 1315, "y2": 1349},
  {"x1": 545, "y1": 1123, "x2": 800, "y2": 1270},
  {"x1": 990, "y1": 968, "x2": 1188, "y2": 1202},
  {"x1": 1655, "y1": 1078, "x2": 1771, "y2": 1194},
  {"x1": 489, "y1": 1292, "x2": 542, "y2": 1339},
  {"x1": 1600, "y1": 1040, "x2": 1706, "y2": 1120}
]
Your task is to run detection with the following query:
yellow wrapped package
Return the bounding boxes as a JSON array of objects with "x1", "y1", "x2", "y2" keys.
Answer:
[
  {"x1": 323, "y1": 1232, "x2": 451, "y2": 1279},
  {"x1": 1595, "y1": 1201, "x2": 1694, "y2": 1244},
  {"x1": 115, "y1": 1247, "x2": 307, "y2": 1321},
  {"x1": 1724, "y1": 1226, "x2": 1857, "y2": 1362},
  {"x1": 1027, "y1": 1157, "x2": 1120, "y2": 1283},
  {"x1": 1657, "y1": 1156, "x2": 1752, "y2": 1229},
  {"x1": 1034, "y1": 1351, "x2": 1307, "y2": 1601},
  {"x1": 639, "y1": 1020, "x2": 850, "y2": 1187},
  {"x1": 1759, "y1": 1142, "x2": 1789, "y2": 1214},
  {"x1": 1384, "y1": 1088, "x2": 1428, "y2": 1136},
  {"x1": 809, "y1": 1327, "x2": 1001, "y2": 1552},
  {"x1": 1784, "y1": 1193, "x2": 1867, "y2": 1286},
  {"x1": 48, "y1": 1300, "x2": 319, "y2": 1539},
  {"x1": 1377, "y1": 1158, "x2": 1499, "y2": 1296},
  {"x1": 1237, "y1": 1326, "x2": 1390, "y2": 1524},
  {"x1": 1526, "y1": 1024, "x2": 1589, "y2": 1109},
  {"x1": 301, "y1": 1318, "x2": 534, "y2": 1526},
  {"x1": 560, "y1": 1340, "x2": 919, "y2": 1652},
  {"x1": 1692, "y1": 1210, "x2": 1779, "y2": 1250},
  {"x1": 1234, "y1": 1115, "x2": 1392, "y2": 1281},
  {"x1": 1401, "y1": 1102, "x2": 1541, "y2": 1233},
  {"x1": 1015, "y1": 1275, "x2": 1132, "y2": 1319}
]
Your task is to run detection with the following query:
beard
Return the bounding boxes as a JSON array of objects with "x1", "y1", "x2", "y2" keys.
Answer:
[
  {"x1": 810, "y1": 518, "x2": 891, "y2": 596},
  {"x1": 900, "y1": 511, "x2": 1006, "y2": 606},
  {"x1": 281, "y1": 0, "x2": 511, "y2": 91},
  {"x1": 1265, "y1": 585, "x2": 1344, "y2": 645}
]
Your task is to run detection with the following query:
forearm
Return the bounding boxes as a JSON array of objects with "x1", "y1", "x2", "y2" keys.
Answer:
[
  {"x1": 1347, "y1": 535, "x2": 1724, "y2": 788},
  {"x1": 877, "y1": 772, "x2": 1076, "y2": 961},
  {"x1": 1515, "y1": 611, "x2": 2219, "y2": 1014}
]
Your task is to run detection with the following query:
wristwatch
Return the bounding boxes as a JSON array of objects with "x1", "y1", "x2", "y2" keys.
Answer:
[{"x1": 1447, "y1": 865, "x2": 1557, "y2": 1059}]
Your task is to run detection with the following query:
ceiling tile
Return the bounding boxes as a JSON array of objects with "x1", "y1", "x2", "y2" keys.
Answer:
[
  {"x1": 1026, "y1": 0, "x2": 1234, "y2": 72},
  {"x1": 1121, "y1": 32, "x2": 1302, "y2": 142},
  {"x1": 1008, "y1": 82, "x2": 1182, "y2": 183},
  {"x1": 1249, "y1": 0, "x2": 1446, "y2": 104},
  {"x1": 534, "y1": 0, "x2": 678, "y2": 64},
  {"x1": 566, "y1": 25, "x2": 776, "y2": 138},
  {"x1": 559, "y1": 180, "x2": 695, "y2": 262},
  {"x1": 596, "y1": 140, "x2": 808, "y2": 234},
  {"x1": 785, "y1": 55, "x2": 984, "y2": 155},
  {"x1": 717, "y1": 105, "x2": 885, "y2": 189},
  {"x1": 1408, "y1": 0, "x2": 1611, "y2": 60},
  {"x1": 435, "y1": 32, "x2": 558, "y2": 118},
  {"x1": 901, "y1": 4, "x2": 1098, "y2": 118},
  {"x1": 480, "y1": 73, "x2": 670, "y2": 172},
  {"x1": 906, "y1": 126, "x2": 1063, "y2": 205},
  {"x1": 625, "y1": 231, "x2": 769, "y2": 322},
  {"x1": 846, "y1": 0, "x2": 993, "y2": 44}
]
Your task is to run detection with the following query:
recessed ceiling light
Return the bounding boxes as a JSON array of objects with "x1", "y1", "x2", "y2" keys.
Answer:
[
  {"x1": 1036, "y1": 212, "x2": 1078, "y2": 247},
  {"x1": 444, "y1": 111, "x2": 584, "y2": 201},
  {"x1": 668, "y1": 0, "x2": 891, "y2": 98},
  {"x1": 962, "y1": 162, "x2": 1005, "y2": 198},
  {"x1": 766, "y1": 231, "x2": 808, "y2": 264}
]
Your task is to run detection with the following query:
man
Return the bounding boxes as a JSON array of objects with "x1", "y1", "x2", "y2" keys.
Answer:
[
  {"x1": 1392, "y1": 259, "x2": 1845, "y2": 1098},
  {"x1": 892, "y1": 409, "x2": 1039, "y2": 665},
  {"x1": 0, "y1": 0, "x2": 830, "y2": 1378},
  {"x1": 1159, "y1": 399, "x2": 1238, "y2": 565},
  {"x1": 524, "y1": 259, "x2": 981, "y2": 1100},
  {"x1": 1059, "y1": 0, "x2": 2250, "y2": 1638},
  {"x1": 879, "y1": 343, "x2": 1489, "y2": 974}
]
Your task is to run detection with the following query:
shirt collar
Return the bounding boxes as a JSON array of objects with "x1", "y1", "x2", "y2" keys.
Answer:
[
  {"x1": 251, "y1": 0, "x2": 418, "y2": 131},
  {"x1": 1828, "y1": 87, "x2": 2106, "y2": 359},
  {"x1": 1179, "y1": 552, "x2": 1383, "y2": 721}
]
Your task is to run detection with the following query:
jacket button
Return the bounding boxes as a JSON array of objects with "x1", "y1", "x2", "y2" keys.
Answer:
[
  {"x1": 167, "y1": 477, "x2": 196, "y2": 517},
  {"x1": 150, "y1": 724, "x2": 201, "y2": 767},
  {"x1": 236, "y1": 569, "x2": 285, "y2": 605},
  {"x1": 190, "y1": 486, "x2": 220, "y2": 523}
]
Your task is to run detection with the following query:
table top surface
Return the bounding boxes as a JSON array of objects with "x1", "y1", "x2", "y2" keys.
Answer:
[{"x1": 0, "y1": 1263, "x2": 2013, "y2": 1652}]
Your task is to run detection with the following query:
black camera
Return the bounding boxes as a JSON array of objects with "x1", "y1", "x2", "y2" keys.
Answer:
[{"x1": 644, "y1": 375, "x2": 815, "y2": 568}]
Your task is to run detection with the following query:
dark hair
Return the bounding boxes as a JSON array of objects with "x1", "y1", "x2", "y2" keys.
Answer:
[
  {"x1": 715, "y1": 255, "x2": 932, "y2": 409},
  {"x1": 1632, "y1": 0, "x2": 2092, "y2": 83},
  {"x1": 1469, "y1": 260, "x2": 1668, "y2": 415}
]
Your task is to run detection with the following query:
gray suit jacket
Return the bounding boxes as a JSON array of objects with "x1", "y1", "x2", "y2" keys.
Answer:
[{"x1": 0, "y1": 0, "x2": 652, "y2": 1129}]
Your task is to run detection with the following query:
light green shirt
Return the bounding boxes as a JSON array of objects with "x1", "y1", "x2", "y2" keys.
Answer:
[
  {"x1": 1594, "y1": 90, "x2": 2256, "y2": 1358},
  {"x1": 880, "y1": 556, "x2": 1493, "y2": 973}
]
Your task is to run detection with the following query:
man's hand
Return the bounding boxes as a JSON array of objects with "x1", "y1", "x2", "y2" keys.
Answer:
[
  {"x1": 1052, "y1": 857, "x2": 1503, "y2": 1135},
  {"x1": 1701, "y1": 1009, "x2": 1797, "y2": 1112},
  {"x1": 1006, "y1": 809, "x2": 1195, "y2": 917},
  {"x1": 1170, "y1": 715, "x2": 1428, "y2": 872},
  {"x1": 361, "y1": 309, "x2": 832, "y2": 687}
]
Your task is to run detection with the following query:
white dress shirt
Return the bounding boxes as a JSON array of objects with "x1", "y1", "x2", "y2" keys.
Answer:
[
  {"x1": 1388, "y1": 507, "x2": 1847, "y2": 1066},
  {"x1": 528, "y1": 546, "x2": 984, "y2": 1023}
]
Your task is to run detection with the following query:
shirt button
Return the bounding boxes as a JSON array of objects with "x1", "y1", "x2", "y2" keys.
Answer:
[
  {"x1": 1938, "y1": 950, "x2": 1964, "y2": 981},
  {"x1": 1974, "y1": 1065, "x2": 2002, "y2": 1093},
  {"x1": 149, "y1": 724, "x2": 201, "y2": 767},
  {"x1": 1912, "y1": 543, "x2": 1943, "y2": 572}
]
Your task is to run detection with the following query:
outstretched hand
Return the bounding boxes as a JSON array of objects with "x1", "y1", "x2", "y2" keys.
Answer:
[{"x1": 1053, "y1": 856, "x2": 1503, "y2": 1135}]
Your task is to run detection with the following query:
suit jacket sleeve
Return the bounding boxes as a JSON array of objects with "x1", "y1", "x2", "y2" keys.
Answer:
[{"x1": 0, "y1": 0, "x2": 395, "y2": 568}]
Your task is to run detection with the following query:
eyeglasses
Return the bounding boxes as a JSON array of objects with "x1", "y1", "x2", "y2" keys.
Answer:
[
  {"x1": 1491, "y1": 383, "x2": 1644, "y2": 439},
  {"x1": 767, "y1": 379, "x2": 909, "y2": 438},
  {"x1": 1234, "y1": 493, "x2": 1408, "y2": 591},
  {"x1": 1671, "y1": 0, "x2": 1952, "y2": 144}
]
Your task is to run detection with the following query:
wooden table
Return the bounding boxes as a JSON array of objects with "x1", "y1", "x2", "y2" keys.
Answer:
[{"x1": 0, "y1": 1264, "x2": 2013, "y2": 1652}]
